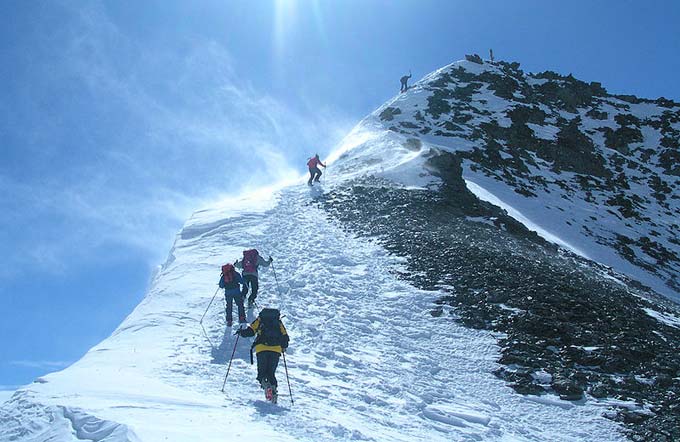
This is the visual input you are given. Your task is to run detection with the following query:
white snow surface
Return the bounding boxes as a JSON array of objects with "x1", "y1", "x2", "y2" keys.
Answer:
[
  {"x1": 0, "y1": 391, "x2": 13, "y2": 405},
  {"x1": 0, "y1": 183, "x2": 624, "y2": 441},
  {"x1": 464, "y1": 179, "x2": 589, "y2": 258},
  {"x1": 643, "y1": 308, "x2": 680, "y2": 329}
]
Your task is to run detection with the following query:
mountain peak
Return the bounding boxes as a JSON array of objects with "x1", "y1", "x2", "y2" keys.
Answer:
[{"x1": 330, "y1": 58, "x2": 680, "y2": 301}]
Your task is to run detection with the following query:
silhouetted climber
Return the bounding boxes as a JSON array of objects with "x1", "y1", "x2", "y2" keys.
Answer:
[
  {"x1": 235, "y1": 249, "x2": 272, "y2": 308},
  {"x1": 489, "y1": 48, "x2": 494, "y2": 62},
  {"x1": 219, "y1": 263, "x2": 246, "y2": 327},
  {"x1": 307, "y1": 154, "x2": 327, "y2": 186},
  {"x1": 400, "y1": 70, "x2": 412, "y2": 93},
  {"x1": 236, "y1": 308, "x2": 289, "y2": 403}
]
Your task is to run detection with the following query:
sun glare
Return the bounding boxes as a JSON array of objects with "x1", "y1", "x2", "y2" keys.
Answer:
[
  {"x1": 273, "y1": 0, "x2": 326, "y2": 59},
  {"x1": 273, "y1": 0, "x2": 297, "y2": 58}
]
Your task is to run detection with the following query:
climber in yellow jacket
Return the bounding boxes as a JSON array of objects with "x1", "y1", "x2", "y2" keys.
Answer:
[{"x1": 236, "y1": 308, "x2": 289, "y2": 402}]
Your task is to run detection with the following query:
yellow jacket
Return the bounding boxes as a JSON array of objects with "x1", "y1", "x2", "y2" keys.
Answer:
[{"x1": 241, "y1": 317, "x2": 289, "y2": 354}]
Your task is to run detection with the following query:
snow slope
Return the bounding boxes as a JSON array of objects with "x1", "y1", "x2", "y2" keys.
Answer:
[
  {"x1": 0, "y1": 391, "x2": 13, "y2": 405},
  {"x1": 0, "y1": 182, "x2": 625, "y2": 441}
]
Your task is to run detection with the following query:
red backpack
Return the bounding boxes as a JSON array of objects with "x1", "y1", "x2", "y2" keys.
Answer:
[
  {"x1": 242, "y1": 249, "x2": 259, "y2": 273},
  {"x1": 222, "y1": 264, "x2": 236, "y2": 284}
]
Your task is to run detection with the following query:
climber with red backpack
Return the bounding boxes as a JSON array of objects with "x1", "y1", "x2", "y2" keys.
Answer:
[
  {"x1": 219, "y1": 263, "x2": 247, "y2": 327},
  {"x1": 236, "y1": 308, "x2": 289, "y2": 403},
  {"x1": 307, "y1": 154, "x2": 326, "y2": 186},
  {"x1": 234, "y1": 249, "x2": 272, "y2": 308}
]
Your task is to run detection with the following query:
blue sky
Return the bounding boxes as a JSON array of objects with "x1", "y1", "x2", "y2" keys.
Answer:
[{"x1": 1, "y1": 0, "x2": 679, "y2": 390}]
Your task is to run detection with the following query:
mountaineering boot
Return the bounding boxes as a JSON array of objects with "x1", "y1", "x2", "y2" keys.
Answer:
[
  {"x1": 226, "y1": 319, "x2": 232, "y2": 327},
  {"x1": 271, "y1": 385, "x2": 278, "y2": 404},
  {"x1": 260, "y1": 380, "x2": 273, "y2": 401}
]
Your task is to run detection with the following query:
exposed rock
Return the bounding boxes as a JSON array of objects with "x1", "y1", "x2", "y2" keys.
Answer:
[
  {"x1": 465, "y1": 53, "x2": 484, "y2": 64},
  {"x1": 379, "y1": 106, "x2": 402, "y2": 121}
]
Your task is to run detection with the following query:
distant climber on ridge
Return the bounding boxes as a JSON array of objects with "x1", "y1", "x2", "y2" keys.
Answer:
[
  {"x1": 235, "y1": 249, "x2": 272, "y2": 308},
  {"x1": 218, "y1": 263, "x2": 246, "y2": 327},
  {"x1": 307, "y1": 154, "x2": 326, "y2": 186},
  {"x1": 400, "y1": 70, "x2": 412, "y2": 93},
  {"x1": 236, "y1": 308, "x2": 289, "y2": 403}
]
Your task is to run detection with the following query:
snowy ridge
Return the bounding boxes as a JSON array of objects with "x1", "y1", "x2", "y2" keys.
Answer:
[{"x1": 0, "y1": 184, "x2": 625, "y2": 441}]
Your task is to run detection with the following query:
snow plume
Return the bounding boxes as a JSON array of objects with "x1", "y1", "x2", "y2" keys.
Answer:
[{"x1": 0, "y1": 1, "x2": 350, "y2": 278}]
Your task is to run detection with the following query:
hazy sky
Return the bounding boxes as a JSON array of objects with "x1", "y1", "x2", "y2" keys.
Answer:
[{"x1": 1, "y1": 0, "x2": 679, "y2": 389}]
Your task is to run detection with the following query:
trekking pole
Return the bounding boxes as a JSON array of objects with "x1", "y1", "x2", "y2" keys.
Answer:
[
  {"x1": 200, "y1": 287, "x2": 221, "y2": 349},
  {"x1": 271, "y1": 262, "x2": 284, "y2": 298},
  {"x1": 282, "y1": 350, "x2": 294, "y2": 405},
  {"x1": 221, "y1": 332, "x2": 240, "y2": 392}
]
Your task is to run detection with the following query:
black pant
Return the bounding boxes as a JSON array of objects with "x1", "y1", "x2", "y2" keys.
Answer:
[
  {"x1": 256, "y1": 351, "x2": 280, "y2": 388},
  {"x1": 242, "y1": 274, "x2": 259, "y2": 302},
  {"x1": 401, "y1": 80, "x2": 408, "y2": 92},
  {"x1": 225, "y1": 293, "x2": 245, "y2": 323},
  {"x1": 308, "y1": 167, "x2": 322, "y2": 184}
]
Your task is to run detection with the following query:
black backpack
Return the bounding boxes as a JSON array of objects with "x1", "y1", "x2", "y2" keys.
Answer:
[{"x1": 256, "y1": 308, "x2": 284, "y2": 346}]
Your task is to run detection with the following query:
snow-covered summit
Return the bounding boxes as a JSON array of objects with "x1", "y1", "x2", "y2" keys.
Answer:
[{"x1": 329, "y1": 59, "x2": 680, "y2": 302}]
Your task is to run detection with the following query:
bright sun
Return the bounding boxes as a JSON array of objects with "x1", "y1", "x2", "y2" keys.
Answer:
[{"x1": 273, "y1": 0, "x2": 326, "y2": 58}]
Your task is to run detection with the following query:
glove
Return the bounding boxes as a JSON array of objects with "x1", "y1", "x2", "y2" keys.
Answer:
[{"x1": 234, "y1": 329, "x2": 242, "y2": 336}]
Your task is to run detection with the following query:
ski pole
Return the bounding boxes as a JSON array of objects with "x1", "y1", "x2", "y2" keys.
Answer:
[
  {"x1": 200, "y1": 286, "x2": 221, "y2": 349},
  {"x1": 271, "y1": 262, "x2": 284, "y2": 298},
  {"x1": 221, "y1": 332, "x2": 240, "y2": 392},
  {"x1": 282, "y1": 350, "x2": 294, "y2": 405}
]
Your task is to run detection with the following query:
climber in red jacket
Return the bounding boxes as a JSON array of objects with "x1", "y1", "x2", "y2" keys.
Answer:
[{"x1": 307, "y1": 154, "x2": 327, "y2": 186}]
